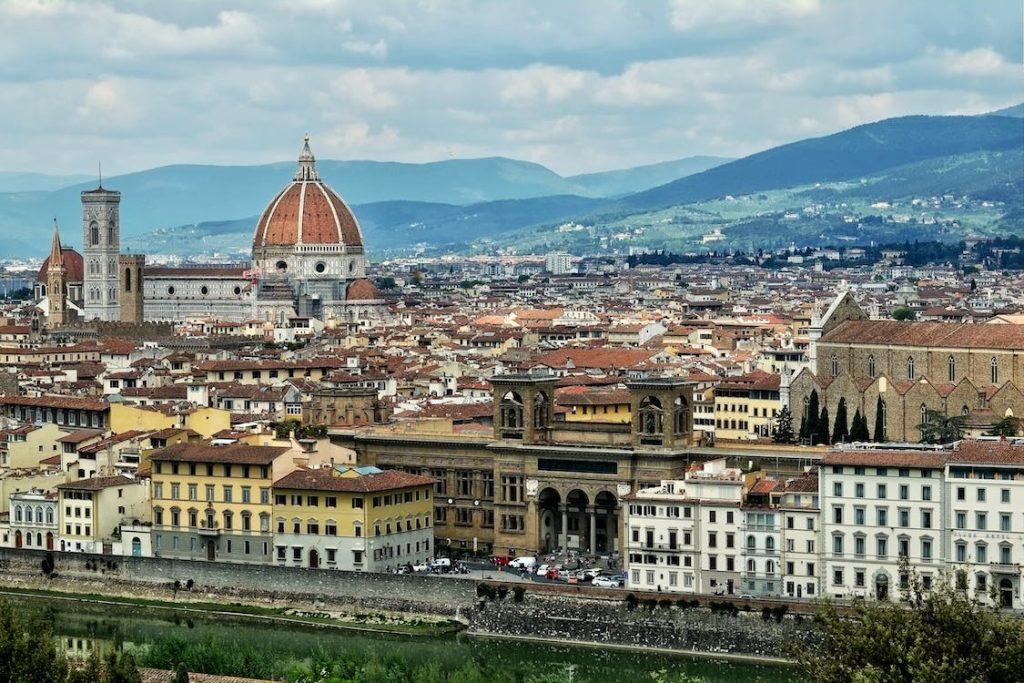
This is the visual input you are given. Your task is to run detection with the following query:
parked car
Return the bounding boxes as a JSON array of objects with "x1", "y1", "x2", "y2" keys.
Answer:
[
  {"x1": 509, "y1": 556, "x2": 536, "y2": 569},
  {"x1": 738, "y1": 593, "x2": 754, "y2": 600},
  {"x1": 610, "y1": 573, "x2": 626, "y2": 587},
  {"x1": 592, "y1": 575, "x2": 619, "y2": 588},
  {"x1": 411, "y1": 563, "x2": 430, "y2": 572},
  {"x1": 545, "y1": 567, "x2": 561, "y2": 581},
  {"x1": 580, "y1": 568, "x2": 601, "y2": 580},
  {"x1": 566, "y1": 574, "x2": 579, "y2": 585},
  {"x1": 431, "y1": 558, "x2": 452, "y2": 572},
  {"x1": 535, "y1": 563, "x2": 550, "y2": 576}
]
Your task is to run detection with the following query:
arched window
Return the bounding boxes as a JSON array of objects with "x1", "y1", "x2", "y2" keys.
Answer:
[
  {"x1": 991, "y1": 357, "x2": 999, "y2": 385},
  {"x1": 920, "y1": 403, "x2": 928, "y2": 426},
  {"x1": 766, "y1": 559, "x2": 775, "y2": 574},
  {"x1": 13, "y1": 506, "x2": 21, "y2": 523},
  {"x1": 962, "y1": 405, "x2": 970, "y2": 416},
  {"x1": 747, "y1": 559, "x2": 756, "y2": 572},
  {"x1": 45, "y1": 508, "x2": 53, "y2": 524},
  {"x1": 500, "y1": 391, "x2": 524, "y2": 431},
  {"x1": 35, "y1": 507, "x2": 43, "y2": 523},
  {"x1": 867, "y1": 355, "x2": 876, "y2": 379},
  {"x1": 673, "y1": 396, "x2": 689, "y2": 434},
  {"x1": 830, "y1": 353, "x2": 839, "y2": 377},
  {"x1": 906, "y1": 356, "x2": 915, "y2": 380},
  {"x1": 638, "y1": 396, "x2": 663, "y2": 435},
  {"x1": 89, "y1": 222, "x2": 99, "y2": 245},
  {"x1": 746, "y1": 534, "x2": 756, "y2": 549},
  {"x1": 765, "y1": 536, "x2": 775, "y2": 551},
  {"x1": 533, "y1": 391, "x2": 549, "y2": 429},
  {"x1": 948, "y1": 356, "x2": 956, "y2": 382}
]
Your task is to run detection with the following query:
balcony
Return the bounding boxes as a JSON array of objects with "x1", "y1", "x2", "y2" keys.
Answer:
[{"x1": 197, "y1": 520, "x2": 220, "y2": 536}]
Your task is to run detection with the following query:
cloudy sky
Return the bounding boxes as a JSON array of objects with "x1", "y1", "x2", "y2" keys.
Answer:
[{"x1": 2, "y1": 0, "x2": 1021, "y2": 176}]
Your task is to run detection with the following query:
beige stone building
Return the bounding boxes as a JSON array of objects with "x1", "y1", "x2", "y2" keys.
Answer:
[{"x1": 791, "y1": 293, "x2": 1024, "y2": 442}]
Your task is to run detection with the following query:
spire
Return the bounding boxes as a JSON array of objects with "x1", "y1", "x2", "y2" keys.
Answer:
[
  {"x1": 294, "y1": 133, "x2": 319, "y2": 181},
  {"x1": 48, "y1": 218, "x2": 64, "y2": 271}
]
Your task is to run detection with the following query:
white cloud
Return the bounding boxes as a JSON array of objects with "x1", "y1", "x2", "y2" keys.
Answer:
[
  {"x1": 342, "y1": 39, "x2": 388, "y2": 58},
  {"x1": 668, "y1": 0, "x2": 820, "y2": 31},
  {"x1": 499, "y1": 65, "x2": 588, "y2": 105},
  {"x1": 324, "y1": 122, "x2": 401, "y2": 154}
]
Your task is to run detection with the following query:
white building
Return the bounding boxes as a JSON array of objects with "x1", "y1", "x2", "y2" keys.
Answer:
[
  {"x1": 624, "y1": 458, "x2": 744, "y2": 595},
  {"x1": 946, "y1": 441, "x2": 1023, "y2": 609},
  {"x1": 779, "y1": 471, "x2": 821, "y2": 599},
  {"x1": 544, "y1": 252, "x2": 574, "y2": 275},
  {"x1": 821, "y1": 449, "x2": 945, "y2": 601},
  {"x1": 10, "y1": 488, "x2": 57, "y2": 550}
]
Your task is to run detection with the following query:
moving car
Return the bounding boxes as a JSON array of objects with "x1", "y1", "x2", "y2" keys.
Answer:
[
  {"x1": 535, "y1": 563, "x2": 550, "y2": 576},
  {"x1": 592, "y1": 575, "x2": 619, "y2": 588},
  {"x1": 545, "y1": 567, "x2": 561, "y2": 580}
]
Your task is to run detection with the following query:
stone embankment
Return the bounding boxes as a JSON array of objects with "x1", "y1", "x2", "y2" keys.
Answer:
[{"x1": 0, "y1": 548, "x2": 814, "y2": 659}]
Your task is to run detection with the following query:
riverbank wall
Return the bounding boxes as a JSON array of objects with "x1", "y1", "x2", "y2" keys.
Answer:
[
  {"x1": 0, "y1": 547, "x2": 473, "y2": 617},
  {"x1": 0, "y1": 548, "x2": 812, "y2": 659}
]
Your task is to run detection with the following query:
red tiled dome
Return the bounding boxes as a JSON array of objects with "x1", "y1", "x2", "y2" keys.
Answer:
[
  {"x1": 346, "y1": 278, "x2": 381, "y2": 301},
  {"x1": 37, "y1": 247, "x2": 84, "y2": 283},
  {"x1": 252, "y1": 137, "x2": 363, "y2": 249}
]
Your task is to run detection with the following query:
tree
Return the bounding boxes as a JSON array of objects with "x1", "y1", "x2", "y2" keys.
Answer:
[
  {"x1": 873, "y1": 396, "x2": 886, "y2": 442},
  {"x1": 849, "y1": 408, "x2": 870, "y2": 441},
  {"x1": 806, "y1": 390, "x2": 820, "y2": 443},
  {"x1": 772, "y1": 406, "x2": 794, "y2": 444},
  {"x1": 173, "y1": 663, "x2": 190, "y2": 683},
  {"x1": 798, "y1": 413, "x2": 808, "y2": 441},
  {"x1": 986, "y1": 416, "x2": 1021, "y2": 437},
  {"x1": 817, "y1": 406, "x2": 831, "y2": 446},
  {"x1": 790, "y1": 563, "x2": 1024, "y2": 682},
  {"x1": 517, "y1": 274, "x2": 530, "y2": 283},
  {"x1": 0, "y1": 600, "x2": 69, "y2": 682},
  {"x1": 892, "y1": 306, "x2": 917, "y2": 321},
  {"x1": 374, "y1": 276, "x2": 396, "y2": 290},
  {"x1": 918, "y1": 409, "x2": 966, "y2": 444},
  {"x1": 832, "y1": 399, "x2": 849, "y2": 443},
  {"x1": 105, "y1": 651, "x2": 142, "y2": 683}
]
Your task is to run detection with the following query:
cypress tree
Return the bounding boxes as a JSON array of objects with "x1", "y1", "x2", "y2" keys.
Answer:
[
  {"x1": 806, "y1": 390, "x2": 820, "y2": 442},
  {"x1": 873, "y1": 396, "x2": 886, "y2": 442},
  {"x1": 817, "y1": 406, "x2": 831, "y2": 445},
  {"x1": 773, "y1": 406, "x2": 794, "y2": 444},
  {"x1": 799, "y1": 414, "x2": 808, "y2": 441},
  {"x1": 833, "y1": 399, "x2": 849, "y2": 443},
  {"x1": 850, "y1": 408, "x2": 869, "y2": 441}
]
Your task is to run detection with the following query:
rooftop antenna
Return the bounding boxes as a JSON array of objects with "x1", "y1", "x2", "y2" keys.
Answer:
[{"x1": 98, "y1": 161, "x2": 102, "y2": 188}]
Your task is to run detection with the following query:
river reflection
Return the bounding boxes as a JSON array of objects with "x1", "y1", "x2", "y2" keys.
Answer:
[{"x1": 23, "y1": 597, "x2": 802, "y2": 682}]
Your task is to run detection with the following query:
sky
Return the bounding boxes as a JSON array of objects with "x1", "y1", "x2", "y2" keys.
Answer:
[{"x1": 1, "y1": 0, "x2": 1021, "y2": 176}]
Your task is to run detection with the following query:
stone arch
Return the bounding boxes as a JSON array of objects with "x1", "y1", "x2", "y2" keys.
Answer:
[{"x1": 537, "y1": 487, "x2": 562, "y2": 552}]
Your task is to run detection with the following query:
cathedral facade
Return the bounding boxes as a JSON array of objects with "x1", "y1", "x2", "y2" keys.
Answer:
[{"x1": 39, "y1": 137, "x2": 382, "y2": 325}]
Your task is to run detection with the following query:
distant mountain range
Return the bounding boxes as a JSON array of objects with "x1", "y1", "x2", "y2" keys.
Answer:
[{"x1": 2, "y1": 103, "x2": 1022, "y2": 259}]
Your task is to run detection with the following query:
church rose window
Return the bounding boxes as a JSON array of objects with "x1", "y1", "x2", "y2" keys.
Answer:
[
  {"x1": 200, "y1": 286, "x2": 209, "y2": 295},
  {"x1": 167, "y1": 286, "x2": 175, "y2": 295},
  {"x1": 315, "y1": 262, "x2": 326, "y2": 273}
]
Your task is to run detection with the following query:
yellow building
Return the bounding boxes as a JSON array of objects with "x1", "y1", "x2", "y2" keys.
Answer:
[
  {"x1": 272, "y1": 466, "x2": 434, "y2": 571},
  {"x1": 713, "y1": 371, "x2": 782, "y2": 441},
  {"x1": 149, "y1": 442, "x2": 295, "y2": 564},
  {"x1": 56, "y1": 475, "x2": 149, "y2": 553},
  {"x1": 110, "y1": 403, "x2": 231, "y2": 439},
  {"x1": 3, "y1": 423, "x2": 68, "y2": 469},
  {"x1": 559, "y1": 387, "x2": 632, "y2": 425}
]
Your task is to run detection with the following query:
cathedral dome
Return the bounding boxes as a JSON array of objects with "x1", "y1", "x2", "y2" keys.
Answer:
[
  {"x1": 37, "y1": 247, "x2": 83, "y2": 283},
  {"x1": 252, "y1": 136, "x2": 363, "y2": 249},
  {"x1": 345, "y1": 278, "x2": 382, "y2": 301}
]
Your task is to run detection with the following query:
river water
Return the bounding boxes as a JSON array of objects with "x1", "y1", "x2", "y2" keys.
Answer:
[{"x1": 20, "y1": 596, "x2": 802, "y2": 682}]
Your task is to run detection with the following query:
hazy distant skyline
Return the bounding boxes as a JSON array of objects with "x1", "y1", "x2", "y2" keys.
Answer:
[{"x1": 2, "y1": 0, "x2": 1021, "y2": 176}]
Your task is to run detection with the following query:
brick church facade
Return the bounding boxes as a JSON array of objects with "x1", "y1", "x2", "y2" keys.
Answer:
[{"x1": 790, "y1": 292, "x2": 1024, "y2": 442}]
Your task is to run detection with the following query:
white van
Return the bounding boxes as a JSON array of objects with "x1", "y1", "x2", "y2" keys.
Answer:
[
  {"x1": 509, "y1": 556, "x2": 537, "y2": 569},
  {"x1": 432, "y1": 558, "x2": 452, "y2": 570}
]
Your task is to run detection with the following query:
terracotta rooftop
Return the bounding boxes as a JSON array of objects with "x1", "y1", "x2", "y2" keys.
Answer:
[
  {"x1": 56, "y1": 475, "x2": 136, "y2": 491},
  {"x1": 822, "y1": 449, "x2": 948, "y2": 469},
  {"x1": 150, "y1": 443, "x2": 289, "y2": 465},
  {"x1": 822, "y1": 319, "x2": 1024, "y2": 351},
  {"x1": 274, "y1": 467, "x2": 435, "y2": 492},
  {"x1": 948, "y1": 440, "x2": 1024, "y2": 465}
]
